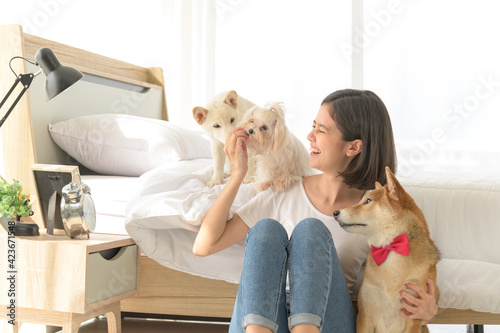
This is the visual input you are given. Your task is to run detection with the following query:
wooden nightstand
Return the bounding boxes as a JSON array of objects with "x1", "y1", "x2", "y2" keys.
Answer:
[{"x1": 0, "y1": 228, "x2": 138, "y2": 333}]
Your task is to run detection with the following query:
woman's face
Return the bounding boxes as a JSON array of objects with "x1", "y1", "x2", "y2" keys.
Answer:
[{"x1": 307, "y1": 103, "x2": 353, "y2": 174}]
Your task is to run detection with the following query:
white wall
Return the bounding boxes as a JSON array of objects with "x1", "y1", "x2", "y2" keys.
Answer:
[
  {"x1": 0, "y1": 0, "x2": 169, "y2": 68},
  {"x1": 0, "y1": 0, "x2": 172, "y2": 175}
]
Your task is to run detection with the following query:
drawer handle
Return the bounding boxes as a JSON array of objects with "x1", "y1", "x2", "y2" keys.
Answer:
[{"x1": 97, "y1": 247, "x2": 122, "y2": 260}]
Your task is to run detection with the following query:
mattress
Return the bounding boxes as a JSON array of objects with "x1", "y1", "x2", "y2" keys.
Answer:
[{"x1": 400, "y1": 175, "x2": 500, "y2": 314}]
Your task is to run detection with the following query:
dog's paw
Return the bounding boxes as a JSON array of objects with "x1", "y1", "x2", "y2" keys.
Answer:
[
  {"x1": 242, "y1": 175, "x2": 256, "y2": 184},
  {"x1": 273, "y1": 178, "x2": 293, "y2": 191},
  {"x1": 255, "y1": 181, "x2": 272, "y2": 192},
  {"x1": 206, "y1": 176, "x2": 223, "y2": 188}
]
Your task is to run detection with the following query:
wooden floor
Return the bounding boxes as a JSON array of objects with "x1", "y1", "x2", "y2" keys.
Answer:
[
  {"x1": 13, "y1": 317, "x2": 500, "y2": 332},
  {"x1": 28, "y1": 316, "x2": 231, "y2": 333},
  {"x1": 79, "y1": 317, "x2": 230, "y2": 333},
  {"x1": 77, "y1": 320, "x2": 497, "y2": 333}
]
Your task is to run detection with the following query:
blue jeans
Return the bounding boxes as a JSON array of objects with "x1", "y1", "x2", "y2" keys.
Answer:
[{"x1": 229, "y1": 218, "x2": 356, "y2": 332}]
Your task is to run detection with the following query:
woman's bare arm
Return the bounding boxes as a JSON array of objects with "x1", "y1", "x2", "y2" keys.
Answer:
[{"x1": 193, "y1": 128, "x2": 251, "y2": 256}]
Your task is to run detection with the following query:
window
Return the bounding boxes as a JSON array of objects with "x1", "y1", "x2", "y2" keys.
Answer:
[{"x1": 364, "y1": 0, "x2": 500, "y2": 176}]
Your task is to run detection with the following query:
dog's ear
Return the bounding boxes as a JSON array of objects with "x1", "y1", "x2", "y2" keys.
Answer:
[
  {"x1": 238, "y1": 106, "x2": 256, "y2": 126},
  {"x1": 269, "y1": 102, "x2": 286, "y2": 118},
  {"x1": 272, "y1": 119, "x2": 287, "y2": 153},
  {"x1": 245, "y1": 106, "x2": 257, "y2": 118},
  {"x1": 375, "y1": 182, "x2": 383, "y2": 190},
  {"x1": 193, "y1": 107, "x2": 208, "y2": 125},
  {"x1": 270, "y1": 104, "x2": 287, "y2": 152},
  {"x1": 223, "y1": 90, "x2": 238, "y2": 108},
  {"x1": 385, "y1": 166, "x2": 401, "y2": 201}
]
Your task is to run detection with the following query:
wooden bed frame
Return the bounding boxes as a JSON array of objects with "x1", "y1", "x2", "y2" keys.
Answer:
[{"x1": 1, "y1": 24, "x2": 498, "y2": 326}]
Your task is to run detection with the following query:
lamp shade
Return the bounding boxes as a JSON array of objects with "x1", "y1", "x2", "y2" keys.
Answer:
[{"x1": 35, "y1": 47, "x2": 84, "y2": 101}]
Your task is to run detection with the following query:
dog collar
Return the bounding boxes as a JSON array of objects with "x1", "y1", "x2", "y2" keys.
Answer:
[{"x1": 370, "y1": 233, "x2": 409, "y2": 266}]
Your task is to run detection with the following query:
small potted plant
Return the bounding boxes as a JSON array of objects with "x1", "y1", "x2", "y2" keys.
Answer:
[{"x1": 0, "y1": 177, "x2": 38, "y2": 235}]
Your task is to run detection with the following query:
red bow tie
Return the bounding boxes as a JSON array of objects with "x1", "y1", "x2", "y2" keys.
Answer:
[{"x1": 370, "y1": 233, "x2": 409, "y2": 266}]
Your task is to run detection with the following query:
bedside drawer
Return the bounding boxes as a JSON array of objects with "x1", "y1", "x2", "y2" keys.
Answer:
[{"x1": 87, "y1": 244, "x2": 138, "y2": 304}]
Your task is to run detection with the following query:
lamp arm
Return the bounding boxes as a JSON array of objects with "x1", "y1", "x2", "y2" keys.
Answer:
[{"x1": 0, "y1": 73, "x2": 35, "y2": 128}]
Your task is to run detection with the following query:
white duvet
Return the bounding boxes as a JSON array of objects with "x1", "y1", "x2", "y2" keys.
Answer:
[
  {"x1": 124, "y1": 159, "x2": 500, "y2": 315},
  {"x1": 125, "y1": 159, "x2": 254, "y2": 283}
]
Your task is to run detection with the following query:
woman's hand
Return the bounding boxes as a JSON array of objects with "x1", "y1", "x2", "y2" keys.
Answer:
[
  {"x1": 400, "y1": 277, "x2": 438, "y2": 325},
  {"x1": 224, "y1": 127, "x2": 249, "y2": 181}
]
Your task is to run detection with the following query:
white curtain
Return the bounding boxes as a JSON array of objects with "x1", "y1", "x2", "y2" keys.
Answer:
[
  {"x1": 162, "y1": 0, "x2": 217, "y2": 126},
  {"x1": 164, "y1": 0, "x2": 352, "y2": 147},
  {"x1": 213, "y1": 0, "x2": 352, "y2": 146},
  {"x1": 364, "y1": 0, "x2": 500, "y2": 176}
]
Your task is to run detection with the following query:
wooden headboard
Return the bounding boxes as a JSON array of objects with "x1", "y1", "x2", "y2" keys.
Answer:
[{"x1": 0, "y1": 24, "x2": 168, "y2": 227}]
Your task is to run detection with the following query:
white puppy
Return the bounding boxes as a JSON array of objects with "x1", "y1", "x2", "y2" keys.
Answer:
[
  {"x1": 240, "y1": 102, "x2": 312, "y2": 192},
  {"x1": 193, "y1": 90, "x2": 256, "y2": 187}
]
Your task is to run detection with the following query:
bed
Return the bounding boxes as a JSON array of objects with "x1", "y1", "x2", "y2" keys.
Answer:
[
  {"x1": 1, "y1": 24, "x2": 500, "y2": 326},
  {"x1": 0, "y1": 24, "x2": 237, "y2": 319}
]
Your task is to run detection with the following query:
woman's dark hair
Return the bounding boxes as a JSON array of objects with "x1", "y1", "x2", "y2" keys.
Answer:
[{"x1": 321, "y1": 89, "x2": 396, "y2": 190}]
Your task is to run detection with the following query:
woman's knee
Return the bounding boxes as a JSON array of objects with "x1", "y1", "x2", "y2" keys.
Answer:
[
  {"x1": 290, "y1": 218, "x2": 335, "y2": 254},
  {"x1": 292, "y1": 218, "x2": 330, "y2": 239},
  {"x1": 246, "y1": 218, "x2": 288, "y2": 246}
]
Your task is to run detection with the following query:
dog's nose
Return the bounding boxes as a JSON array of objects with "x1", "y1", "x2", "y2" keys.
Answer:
[
  {"x1": 333, "y1": 210, "x2": 340, "y2": 217},
  {"x1": 248, "y1": 128, "x2": 254, "y2": 135}
]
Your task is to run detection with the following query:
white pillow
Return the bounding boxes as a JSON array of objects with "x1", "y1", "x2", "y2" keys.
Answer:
[{"x1": 48, "y1": 114, "x2": 211, "y2": 176}]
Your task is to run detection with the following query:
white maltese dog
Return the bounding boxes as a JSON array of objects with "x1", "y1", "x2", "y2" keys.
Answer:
[{"x1": 240, "y1": 102, "x2": 312, "y2": 191}]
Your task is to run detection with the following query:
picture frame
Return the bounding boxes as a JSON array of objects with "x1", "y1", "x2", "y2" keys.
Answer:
[{"x1": 31, "y1": 164, "x2": 79, "y2": 233}]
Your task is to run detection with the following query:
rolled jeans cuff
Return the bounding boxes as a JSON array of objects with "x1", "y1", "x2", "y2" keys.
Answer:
[
  {"x1": 288, "y1": 313, "x2": 322, "y2": 330},
  {"x1": 242, "y1": 314, "x2": 279, "y2": 333}
]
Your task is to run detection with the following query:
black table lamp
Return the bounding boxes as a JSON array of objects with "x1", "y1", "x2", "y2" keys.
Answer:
[
  {"x1": 0, "y1": 47, "x2": 83, "y2": 236},
  {"x1": 0, "y1": 47, "x2": 83, "y2": 128}
]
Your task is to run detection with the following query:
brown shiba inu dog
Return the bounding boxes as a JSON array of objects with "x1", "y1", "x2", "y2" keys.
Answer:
[{"x1": 333, "y1": 167, "x2": 439, "y2": 333}]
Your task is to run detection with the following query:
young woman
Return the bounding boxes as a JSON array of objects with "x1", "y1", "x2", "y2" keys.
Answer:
[{"x1": 193, "y1": 89, "x2": 438, "y2": 333}]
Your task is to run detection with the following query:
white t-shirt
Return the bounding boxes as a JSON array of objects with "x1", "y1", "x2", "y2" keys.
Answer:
[{"x1": 235, "y1": 180, "x2": 369, "y2": 296}]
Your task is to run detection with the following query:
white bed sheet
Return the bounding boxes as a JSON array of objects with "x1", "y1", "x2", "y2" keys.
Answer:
[{"x1": 82, "y1": 175, "x2": 139, "y2": 235}]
